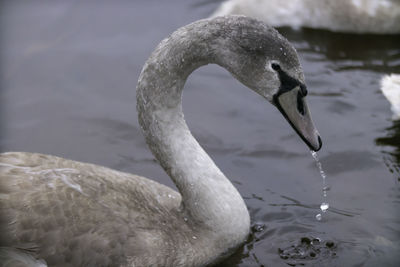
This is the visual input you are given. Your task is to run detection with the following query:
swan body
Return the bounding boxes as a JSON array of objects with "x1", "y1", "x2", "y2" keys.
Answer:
[
  {"x1": 0, "y1": 16, "x2": 321, "y2": 266},
  {"x1": 381, "y1": 74, "x2": 400, "y2": 120},
  {"x1": 211, "y1": 0, "x2": 400, "y2": 34}
]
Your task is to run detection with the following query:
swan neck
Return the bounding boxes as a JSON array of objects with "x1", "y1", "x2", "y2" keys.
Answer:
[{"x1": 136, "y1": 19, "x2": 250, "y2": 241}]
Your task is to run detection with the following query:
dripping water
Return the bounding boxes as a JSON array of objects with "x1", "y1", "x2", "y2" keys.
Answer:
[{"x1": 311, "y1": 150, "x2": 329, "y2": 221}]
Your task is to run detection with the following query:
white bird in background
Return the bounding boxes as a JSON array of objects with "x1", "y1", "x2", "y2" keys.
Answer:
[
  {"x1": 211, "y1": 0, "x2": 400, "y2": 34},
  {"x1": 381, "y1": 74, "x2": 400, "y2": 120}
]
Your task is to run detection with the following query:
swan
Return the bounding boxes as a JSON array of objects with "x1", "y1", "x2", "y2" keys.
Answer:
[
  {"x1": 0, "y1": 16, "x2": 322, "y2": 266},
  {"x1": 211, "y1": 0, "x2": 400, "y2": 34},
  {"x1": 381, "y1": 74, "x2": 400, "y2": 120}
]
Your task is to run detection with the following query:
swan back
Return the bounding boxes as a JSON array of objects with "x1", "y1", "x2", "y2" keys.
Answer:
[{"x1": 0, "y1": 152, "x2": 202, "y2": 266}]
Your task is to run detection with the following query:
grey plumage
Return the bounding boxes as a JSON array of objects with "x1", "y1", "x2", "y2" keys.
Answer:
[{"x1": 0, "y1": 16, "x2": 320, "y2": 266}]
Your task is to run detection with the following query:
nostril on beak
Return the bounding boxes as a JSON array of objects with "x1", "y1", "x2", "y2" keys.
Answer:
[{"x1": 300, "y1": 85, "x2": 308, "y2": 97}]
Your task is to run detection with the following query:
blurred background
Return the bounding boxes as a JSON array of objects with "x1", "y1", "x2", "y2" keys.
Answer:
[{"x1": 1, "y1": 0, "x2": 399, "y2": 266}]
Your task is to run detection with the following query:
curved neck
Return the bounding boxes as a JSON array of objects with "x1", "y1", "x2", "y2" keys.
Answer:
[{"x1": 136, "y1": 19, "x2": 250, "y2": 241}]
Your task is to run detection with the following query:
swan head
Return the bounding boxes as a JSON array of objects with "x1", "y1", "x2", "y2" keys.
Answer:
[{"x1": 217, "y1": 16, "x2": 322, "y2": 151}]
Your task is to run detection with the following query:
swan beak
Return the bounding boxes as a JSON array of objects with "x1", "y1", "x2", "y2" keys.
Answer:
[{"x1": 274, "y1": 86, "x2": 322, "y2": 151}]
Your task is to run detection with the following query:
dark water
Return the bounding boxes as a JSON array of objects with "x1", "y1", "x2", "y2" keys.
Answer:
[{"x1": 1, "y1": 1, "x2": 399, "y2": 266}]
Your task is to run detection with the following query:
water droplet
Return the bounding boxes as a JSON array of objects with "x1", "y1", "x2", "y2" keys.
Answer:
[
  {"x1": 320, "y1": 202, "x2": 329, "y2": 212},
  {"x1": 311, "y1": 150, "x2": 317, "y2": 158},
  {"x1": 311, "y1": 151, "x2": 330, "y2": 221},
  {"x1": 251, "y1": 223, "x2": 265, "y2": 232},
  {"x1": 311, "y1": 238, "x2": 321, "y2": 245}
]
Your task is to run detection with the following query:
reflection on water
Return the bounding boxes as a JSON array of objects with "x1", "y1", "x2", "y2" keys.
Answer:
[
  {"x1": 279, "y1": 27, "x2": 400, "y2": 67},
  {"x1": 376, "y1": 120, "x2": 400, "y2": 178},
  {"x1": 1, "y1": 1, "x2": 400, "y2": 266}
]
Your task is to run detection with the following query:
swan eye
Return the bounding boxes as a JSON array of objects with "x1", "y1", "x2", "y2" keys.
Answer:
[{"x1": 271, "y1": 63, "x2": 281, "y2": 71}]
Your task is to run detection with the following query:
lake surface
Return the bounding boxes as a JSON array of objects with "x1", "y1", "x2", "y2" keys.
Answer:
[{"x1": 1, "y1": 0, "x2": 399, "y2": 266}]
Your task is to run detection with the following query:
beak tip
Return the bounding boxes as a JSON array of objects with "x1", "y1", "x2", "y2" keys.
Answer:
[
  {"x1": 307, "y1": 134, "x2": 322, "y2": 152},
  {"x1": 313, "y1": 135, "x2": 322, "y2": 152}
]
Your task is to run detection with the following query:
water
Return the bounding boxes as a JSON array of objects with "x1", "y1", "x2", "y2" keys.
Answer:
[
  {"x1": 311, "y1": 150, "x2": 329, "y2": 221},
  {"x1": 1, "y1": 1, "x2": 399, "y2": 266}
]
